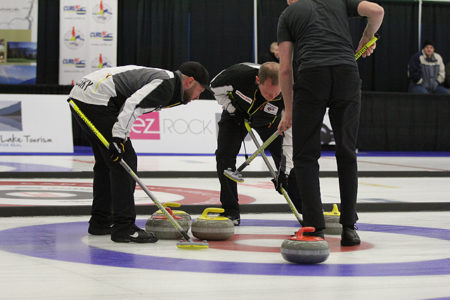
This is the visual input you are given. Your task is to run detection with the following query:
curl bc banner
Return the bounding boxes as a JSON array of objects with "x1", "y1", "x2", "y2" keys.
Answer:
[{"x1": 59, "y1": 0, "x2": 117, "y2": 85}]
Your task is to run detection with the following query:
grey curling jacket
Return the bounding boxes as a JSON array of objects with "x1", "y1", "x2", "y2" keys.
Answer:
[{"x1": 69, "y1": 65, "x2": 184, "y2": 139}]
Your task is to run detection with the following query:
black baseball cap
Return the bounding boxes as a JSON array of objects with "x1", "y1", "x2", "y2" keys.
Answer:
[
  {"x1": 178, "y1": 61, "x2": 212, "y2": 92},
  {"x1": 422, "y1": 40, "x2": 434, "y2": 49}
]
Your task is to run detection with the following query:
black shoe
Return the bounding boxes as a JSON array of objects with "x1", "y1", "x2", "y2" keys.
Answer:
[
  {"x1": 219, "y1": 212, "x2": 241, "y2": 226},
  {"x1": 88, "y1": 222, "x2": 112, "y2": 235},
  {"x1": 302, "y1": 229, "x2": 325, "y2": 239},
  {"x1": 341, "y1": 225, "x2": 361, "y2": 246},
  {"x1": 111, "y1": 224, "x2": 158, "y2": 243}
]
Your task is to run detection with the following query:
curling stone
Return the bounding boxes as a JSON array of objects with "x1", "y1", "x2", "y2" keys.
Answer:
[
  {"x1": 146, "y1": 207, "x2": 190, "y2": 240},
  {"x1": 191, "y1": 208, "x2": 235, "y2": 241},
  {"x1": 281, "y1": 227, "x2": 330, "y2": 264},
  {"x1": 323, "y1": 204, "x2": 342, "y2": 235},
  {"x1": 152, "y1": 202, "x2": 191, "y2": 222}
]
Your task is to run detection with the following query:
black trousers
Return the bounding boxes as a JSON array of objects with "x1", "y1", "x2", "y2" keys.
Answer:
[
  {"x1": 69, "y1": 99, "x2": 137, "y2": 229},
  {"x1": 293, "y1": 65, "x2": 361, "y2": 230},
  {"x1": 215, "y1": 111, "x2": 301, "y2": 213}
]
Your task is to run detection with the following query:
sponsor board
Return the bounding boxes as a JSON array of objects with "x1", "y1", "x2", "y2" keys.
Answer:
[
  {"x1": 130, "y1": 100, "x2": 334, "y2": 154},
  {"x1": 131, "y1": 100, "x2": 261, "y2": 154},
  {"x1": 59, "y1": 0, "x2": 117, "y2": 84},
  {"x1": 0, "y1": 94, "x2": 73, "y2": 153}
]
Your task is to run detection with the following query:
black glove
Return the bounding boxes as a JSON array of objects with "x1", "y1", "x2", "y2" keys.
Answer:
[
  {"x1": 272, "y1": 170, "x2": 288, "y2": 194},
  {"x1": 109, "y1": 137, "x2": 125, "y2": 163}
]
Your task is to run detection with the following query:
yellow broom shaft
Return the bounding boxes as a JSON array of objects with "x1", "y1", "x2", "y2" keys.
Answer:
[{"x1": 68, "y1": 100, "x2": 192, "y2": 242}]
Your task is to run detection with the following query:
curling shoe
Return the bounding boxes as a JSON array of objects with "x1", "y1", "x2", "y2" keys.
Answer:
[
  {"x1": 341, "y1": 225, "x2": 361, "y2": 246},
  {"x1": 219, "y1": 212, "x2": 240, "y2": 226},
  {"x1": 88, "y1": 221, "x2": 112, "y2": 235},
  {"x1": 111, "y1": 224, "x2": 158, "y2": 243}
]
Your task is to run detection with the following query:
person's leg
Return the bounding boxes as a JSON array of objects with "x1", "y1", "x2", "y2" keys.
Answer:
[
  {"x1": 108, "y1": 139, "x2": 137, "y2": 227},
  {"x1": 408, "y1": 82, "x2": 429, "y2": 94},
  {"x1": 329, "y1": 65, "x2": 361, "y2": 246},
  {"x1": 69, "y1": 100, "x2": 113, "y2": 235},
  {"x1": 215, "y1": 111, "x2": 247, "y2": 224},
  {"x1": 292, "y1": 67, "x2": 331, "y2": 233},
  {"x1": 88, "y1": 140, "x2": 113, "y2": 234},
  {"x1": 91, "y1": 124, "x2": 156, "y2": 243},
  {"x1": 434, "y1": 85, "x2": 450, "y2": 94},
  {"x1": 329, "y1": 65, "x2": 360, "y2": 228},
  {"x1": 106, "y1": 142, "x2": 156, "y2": 243}
]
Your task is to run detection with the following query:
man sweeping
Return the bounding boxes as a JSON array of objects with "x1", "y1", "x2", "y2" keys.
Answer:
[
  {"x1": 68, "y1": 62, "x2": 210, "y2": 243},
  {"x1": 211, "y1": 62, "x2": 302, "y2": 225}
]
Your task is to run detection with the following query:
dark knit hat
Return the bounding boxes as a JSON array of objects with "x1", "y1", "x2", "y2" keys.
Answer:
[
  {"x1": 178, "y1": 61, "x2": 211, "y2": 92},
  {"x1": 422, "y1": 40, "x2": 434, "y2": 49}
]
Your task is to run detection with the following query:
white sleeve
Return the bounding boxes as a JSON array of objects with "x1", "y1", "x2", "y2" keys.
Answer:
[
  {"x1": 436, "y1": 54, "x2": 445, "y2": 84},
  {"x1": 211, "y1": 85, "x2": 236, "y2": 113},
  {"x1": 281, "y1": 127, "x2": 294, "y2": 175}
]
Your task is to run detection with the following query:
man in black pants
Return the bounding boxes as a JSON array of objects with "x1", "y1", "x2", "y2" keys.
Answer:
[
  {"x1": 277, "y1": 0, "x2": 384, "y2": 245},
  {"x1": 212, "y1": 62, "x2": 301, "y2": 225},
  {"x1": 68, "y1": 62, "x2": 210, "y2": 243}
]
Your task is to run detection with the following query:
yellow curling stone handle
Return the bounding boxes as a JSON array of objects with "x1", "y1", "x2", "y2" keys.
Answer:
[
  {"x1": 323, "y1": 204, "x2": 340, "y2": 216},
  {"x1": 198, "y1": 207, "x2": 228, "y2": 221}
]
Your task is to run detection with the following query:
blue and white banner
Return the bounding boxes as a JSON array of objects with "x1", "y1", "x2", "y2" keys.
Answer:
[
  {"x1": 59, "y1": 0, "x2": 117, "y2": 85},
  {"x1": 0, "y1": 94, "x2": 73, "y2": 153}
]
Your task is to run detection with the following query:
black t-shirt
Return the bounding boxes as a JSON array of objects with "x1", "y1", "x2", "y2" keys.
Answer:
[{"x1": 277, "y1": 0, "x2": 362, "y2": 72}]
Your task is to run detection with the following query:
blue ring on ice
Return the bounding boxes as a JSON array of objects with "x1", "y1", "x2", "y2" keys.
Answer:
[
  {"x1": 0, "y1": 162, "x2": 72, "y2": 172},
  {"x1": 0, "y1": 219, "x2": 449, "y2": 276}
]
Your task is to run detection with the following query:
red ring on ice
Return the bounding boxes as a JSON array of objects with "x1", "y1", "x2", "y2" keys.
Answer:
[{"x1": 208, "y1": 233, "x2": 374, "y2": 253}]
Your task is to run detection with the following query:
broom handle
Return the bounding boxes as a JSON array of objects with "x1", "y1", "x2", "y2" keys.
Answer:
[
  {"x1": 68, "y1": 99, "x2": 191, "y2": 241},
  {"x1": 355, "y1": 34, "x2": 379, "y2": 60},
  {"x1": 237, "y1": 130, "x2": 280, "y2": 173},
  {"x1": 244, "y1": 120, "x2": 303, "y2": 224}
]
